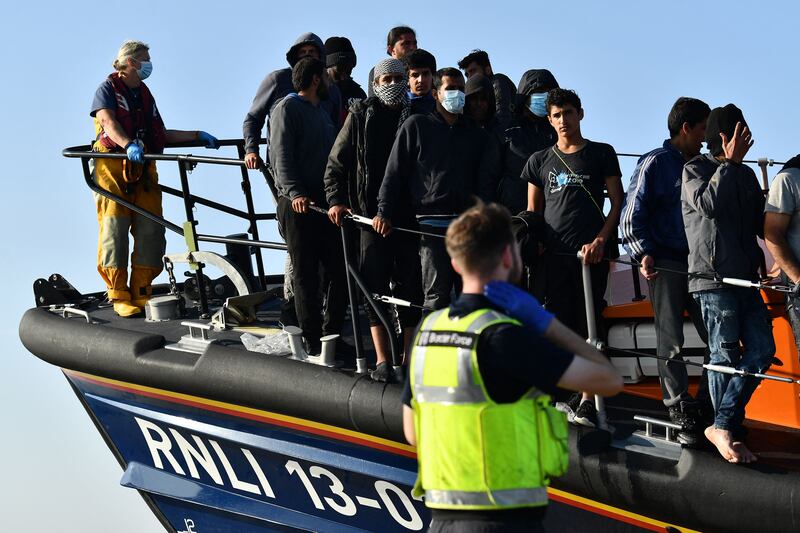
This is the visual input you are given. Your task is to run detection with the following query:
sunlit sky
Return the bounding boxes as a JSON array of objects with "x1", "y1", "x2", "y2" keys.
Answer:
[{"x1": 3, "y1": 1, "x2": 799, "y2": 530}]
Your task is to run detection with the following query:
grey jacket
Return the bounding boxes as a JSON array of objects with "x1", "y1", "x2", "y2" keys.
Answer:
[
  {"x1": 681, "y1": 153, "x2": 765, "y2": 292},
  {"x1": 242, "y1": 33, "x2": 342, "y2": 155},
  {"x1": 269, "y1": 95, "x2": 336, "y2": 203}
]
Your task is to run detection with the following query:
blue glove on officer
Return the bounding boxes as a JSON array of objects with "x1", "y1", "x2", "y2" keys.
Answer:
[
  {"x1": 125, "y1": 142, "x2": 144, "y2": 163},
  {"x1": 484, "y1": 280, "x2": 554, "y2": 335},
  {"x1": 198, "y1": 131, "x2": 219, "y2": 149}
]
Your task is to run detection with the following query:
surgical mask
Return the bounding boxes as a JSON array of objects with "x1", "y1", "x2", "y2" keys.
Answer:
[
  {"x1": 529, "y1": 93, "x2": 548, "y2": 117},
  {"x1": 374, "y1": 81, "x2": 408, "y2": 107},
  {"x1": 441, "y1": 90, "x2": 465, "y2": 114},
  {"x1": 137, "y1": 60, "x2": 153, "y2": 80}
]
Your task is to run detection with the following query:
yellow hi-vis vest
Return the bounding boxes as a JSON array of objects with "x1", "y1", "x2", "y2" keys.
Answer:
[{"x1": 410, "y1": 308, "x2": 569, "y2": 510}]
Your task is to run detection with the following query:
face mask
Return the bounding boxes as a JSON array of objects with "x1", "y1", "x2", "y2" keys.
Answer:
[
  {"x1": 374, "y1": 81, "x2": 408, "y2": 107},
  {"x1": 137, "y1": 60, "x2": 153, "y2": 80},
  {"x1": 529, "y1": 93, "x2": 548, "y2": 117},
  {"x1": 441, "y1": 90, "x2": 465, "y2": 114}
]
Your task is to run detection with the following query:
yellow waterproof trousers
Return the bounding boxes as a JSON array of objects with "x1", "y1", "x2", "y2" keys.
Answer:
[{"x1": 92, "y1": 142, "x2": 166, "y2": 302}]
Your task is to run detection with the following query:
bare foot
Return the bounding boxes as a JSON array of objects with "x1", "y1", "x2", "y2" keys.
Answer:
[
  {"x1": 730, "y1": 441, "x2": 757, "y2": 463},
  {"x1": 704, "y1": 426, "x2": 739, "y2": 462}
]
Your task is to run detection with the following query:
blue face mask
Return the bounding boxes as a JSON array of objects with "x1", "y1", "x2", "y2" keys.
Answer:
[
  {"x1": 529, "y1": 93, "x2": 548, "y2": 117},
  {"x1": 441, "y1": 90, "x2": 465, "y2": 114},
  {"x1": 137, "y1": 60, "x2": 153, "y2": 80}
]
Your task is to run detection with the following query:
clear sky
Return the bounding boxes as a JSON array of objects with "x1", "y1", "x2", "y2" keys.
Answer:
[{"x1": 3, "y1": 1, "x2": 799, "y2": 530}]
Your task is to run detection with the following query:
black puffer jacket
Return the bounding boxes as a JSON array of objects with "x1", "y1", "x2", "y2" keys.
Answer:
[{"x1": 324, "y1": 97, "x2": 402, "y2": 217}]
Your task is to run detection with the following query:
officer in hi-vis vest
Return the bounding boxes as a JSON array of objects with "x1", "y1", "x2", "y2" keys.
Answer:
[{"x1": 402, "y1": 202, "x2": 622, "y2": 532}]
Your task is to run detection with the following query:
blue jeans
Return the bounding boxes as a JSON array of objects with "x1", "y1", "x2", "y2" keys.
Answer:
[{"x1": 693, "y1": 288, "x2": 774, "y2": 432}]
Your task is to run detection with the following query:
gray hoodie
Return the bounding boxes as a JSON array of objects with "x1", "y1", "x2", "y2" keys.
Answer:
[{"x1": 681, "y1": 154, "x2": 765, "y2": 292}]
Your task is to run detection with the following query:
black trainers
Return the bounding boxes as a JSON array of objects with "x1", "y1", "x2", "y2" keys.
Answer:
[
  {"x1": 371, "y1": 362, "x2": 392, "y2": 382},
  {"x1": 555, "y1": 393, "x2": 583, "y2": 422},
  {"x1": 574, "y1": 400, "x2": 598, "y2": 428},
  {"x1": 668, "y1": 401, "x2": 702, "y2": 447}
]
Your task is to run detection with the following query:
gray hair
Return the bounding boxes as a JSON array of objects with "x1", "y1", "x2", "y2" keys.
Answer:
[{"x1": 112, "y1": 40, "x2": 149, "y2": 71}]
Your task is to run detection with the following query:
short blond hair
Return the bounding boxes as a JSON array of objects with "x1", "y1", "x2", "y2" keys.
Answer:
[
  {"x1": 112, "y1": 40, "x2": 149, "y2": 71},
  {"x1": 445, "y1": 202, "x2": 515, "y2": 276}
]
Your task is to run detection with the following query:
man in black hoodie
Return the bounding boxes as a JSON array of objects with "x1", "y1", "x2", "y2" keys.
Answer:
[
  {"x1": 325, "y1": 36, "x2": 366, "y2": 124},
  {"x1": 458, "y1": 50, "x2": 517, "y2": 131},
  {"x1": 498, "y1": 69, "x2": 559, "y2": 215},
  {"x1": 270, "y1": 57, "x2": 346, "y2": 355},
  {"x1": 324, "y1": 58, "x2": 423, "y2": 380},
  {"x1": 464, "y1": 74, "x2": 500, "y2": 135},
  {"x1": 374, "y1": 67, "x2": 500, "y2": 310}
]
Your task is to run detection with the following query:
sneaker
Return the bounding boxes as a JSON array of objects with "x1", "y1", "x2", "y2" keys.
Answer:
[
  {"x1": 668, "y1": 401, "x2": 702, "y2": 447},
  {"x1": 574, "y1": 400, "x2": 598, "y2": 428},
  {"x1": 371, "y1": 362, "x2": 392, "y2": 382},
  {"x1": 555, "y1": 393, "x2": 583, "y2": 422}
]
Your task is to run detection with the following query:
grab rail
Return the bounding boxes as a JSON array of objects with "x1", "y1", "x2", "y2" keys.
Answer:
[{"x1": 64, "y1": 139, "x2": 285, "y2": 315}]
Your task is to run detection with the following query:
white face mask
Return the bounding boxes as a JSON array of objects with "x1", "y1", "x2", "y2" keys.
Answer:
[
  {"x1": 441, "y1": 90, "x2": 465, "y2": 114},
  {"x1": 137, "y1": 60, "x2": 153, "y2": 80}
]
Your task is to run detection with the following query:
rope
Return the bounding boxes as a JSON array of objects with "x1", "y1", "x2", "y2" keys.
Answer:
[{"x1": 604, "y1": 345, "x2": 798, "y2": 385}]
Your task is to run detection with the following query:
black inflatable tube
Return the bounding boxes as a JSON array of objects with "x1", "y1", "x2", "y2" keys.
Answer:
[
  {"x1": 20, "y1": 307, "x2": 800, "y2": 532},
  {"x1": 19, "y1": 308, "x2": 405, "y2": 441}
]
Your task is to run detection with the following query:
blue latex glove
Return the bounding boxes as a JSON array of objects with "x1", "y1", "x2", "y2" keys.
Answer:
[
  {"x1": 484, "y1": 280, "x2": 554, "y2": 334},
  {"x1": 125, "y1": 142, "x2": 144, "y2": 163},
  {"x1": 198, "y1": 131, "x2": 219, "y2": 149}
]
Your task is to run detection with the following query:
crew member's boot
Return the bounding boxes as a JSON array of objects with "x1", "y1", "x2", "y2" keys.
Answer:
[
  {"x1": 113, "y1": 298, "x2": 143, "y2": 318},
  {"x1": 130, "y1": 267, "x2": 157, "y2": 309}
]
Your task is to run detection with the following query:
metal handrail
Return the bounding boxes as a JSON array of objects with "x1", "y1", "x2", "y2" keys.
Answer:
[{"x1": 65, "y1": 138, "x2": 286, "y2": 315}]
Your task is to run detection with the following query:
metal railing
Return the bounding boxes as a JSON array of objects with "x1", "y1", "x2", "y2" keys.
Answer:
[
  {"x1": 64, "y1": 138, "x2": 288, "y2": 315},
  {"x1": 64, "y1": 139, "x2": 403, "y2": 370}
]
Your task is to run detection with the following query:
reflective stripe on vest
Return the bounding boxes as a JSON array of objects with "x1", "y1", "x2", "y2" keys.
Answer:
[
  {"x1": 412, "y1": 309, "x2": 507, "y2": 404},
  {"x1": 426, "y1": 487, "x2": 549, "y2": 507}
]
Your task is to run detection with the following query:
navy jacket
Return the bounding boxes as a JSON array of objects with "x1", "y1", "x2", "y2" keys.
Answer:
[{"x1": 621, "y1": 140, "x2": 689, "y2": 262}]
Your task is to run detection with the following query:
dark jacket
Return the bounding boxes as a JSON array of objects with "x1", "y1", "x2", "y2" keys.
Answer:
[
  {"x1": 621, "y1": 140, "x2": 690, "y2": 262},
  {"x1": 682, "y1": 154, "x2": 765, "y2": 292},
  {"x1": 269, "y1": 94, "x2": 336, "y2": 203},
  {"x1": 498, "y1": 117, "x2": 556, "y2": 215},
  {"x1": 491, "y1": 72, "x2": 517, "y2": 132},
  {"x1": 242, "y1": 33, "x2": 342, "y2": 155},
  {"x1": 335, "y1": 78, "x2": 367, "y2": 123},
  {"x1": 324, "y1": 97, "x2": 400, "y2": 217},
  {"x1": 377, "y1": 111, "x2": 500, "y2": 219}
]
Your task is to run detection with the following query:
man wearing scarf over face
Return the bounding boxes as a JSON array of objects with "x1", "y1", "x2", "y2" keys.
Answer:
[
  {"x1": 324, "y1": 59, "x2": 423, "y2": 381},
  {"x1": 682, "y1": 104, "x2": 774, "y2": 464}
]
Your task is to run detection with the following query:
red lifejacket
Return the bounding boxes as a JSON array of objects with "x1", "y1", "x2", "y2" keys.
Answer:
[{"x1": 96, "y1": 72, "x2": 167, "y2": 154}]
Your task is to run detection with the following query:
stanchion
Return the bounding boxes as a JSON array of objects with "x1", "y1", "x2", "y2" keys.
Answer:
[{"x1": 578, "y1": 251, "x2": 610, "y2": 431}]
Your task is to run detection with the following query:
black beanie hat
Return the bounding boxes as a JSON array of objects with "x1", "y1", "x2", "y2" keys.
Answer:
[
  {"x1": 705, "y1": 103, "x2": 747, "y2": 157},
  {"x1": 324, "y1": 36, "x2": 356, "y2": 68}
]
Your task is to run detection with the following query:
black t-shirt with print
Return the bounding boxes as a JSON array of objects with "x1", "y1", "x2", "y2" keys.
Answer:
[{"x1": 522, "y1": 141, "x2": 621, "y2": 252}]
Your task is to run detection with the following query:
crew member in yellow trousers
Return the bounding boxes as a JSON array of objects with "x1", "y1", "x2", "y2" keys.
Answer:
[{"x1": 90, "y1": 40, "x2": 218, "y2": 317}]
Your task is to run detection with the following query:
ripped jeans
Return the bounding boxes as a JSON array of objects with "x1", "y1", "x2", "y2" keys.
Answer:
[{"x1": 693, "y1": 288, "x2": 775, "y2": 432}]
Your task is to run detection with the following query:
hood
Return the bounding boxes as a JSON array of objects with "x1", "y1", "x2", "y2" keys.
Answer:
[
  {"x1": 465, "y1": 74, "x2": 496, "y2": 116},
  {"x1": 286, "y1": 32, "x2": 325, "y2": 67},
  {"x1": 517, "y1": 69, "x2": 559, "y2": 95}
]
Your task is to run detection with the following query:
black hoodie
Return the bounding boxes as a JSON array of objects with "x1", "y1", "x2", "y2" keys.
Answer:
[{"x1": 497, "y1": 70, "x2": 558, "y2": 215}]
